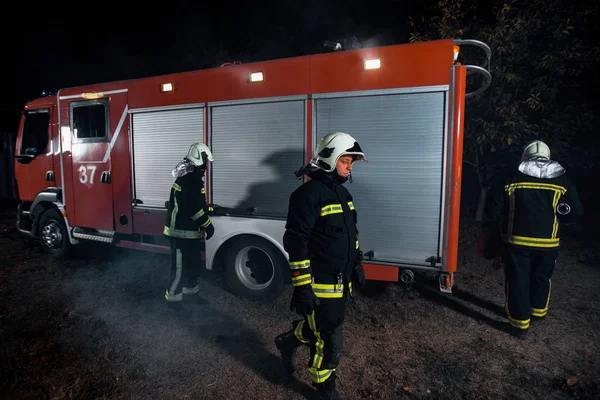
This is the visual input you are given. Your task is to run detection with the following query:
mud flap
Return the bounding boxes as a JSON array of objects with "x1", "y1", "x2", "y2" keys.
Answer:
[{"x1": 439, "y1": 272, "x2": 454, "y2": 294}]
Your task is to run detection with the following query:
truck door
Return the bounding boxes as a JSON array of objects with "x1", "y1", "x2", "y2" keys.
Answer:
[
  {"x1": 14, "y1": 106, "x2": 55, "y2": 201},
  {"x1": 68, "y1": 91, "x2": 128, "y2": 230}
]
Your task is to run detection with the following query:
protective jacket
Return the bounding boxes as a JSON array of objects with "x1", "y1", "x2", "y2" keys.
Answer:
[
  {"x1": 484, "y1": 159, "x2": 582, "y2": 250},
  {"x1": 283, "y1": 170, "x2": 360, "y2": 290},
  {"x1": 163, "y1": 169, "x2": 212, "y2": 239}
]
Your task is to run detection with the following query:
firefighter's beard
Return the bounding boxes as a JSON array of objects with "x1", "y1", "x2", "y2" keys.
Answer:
[{"x1": 171, "y1": 159, "x2": 195, "y2": 178}]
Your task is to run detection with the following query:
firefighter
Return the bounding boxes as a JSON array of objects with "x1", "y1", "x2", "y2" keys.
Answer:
[
  {"x1": 163, "y1": 142, "x2": 215, "y2": 311},
  {"x1": 274, "y1": 132, "x2": 367, "y2": 400},
  {"x1": 483, "y1": 140, "x2": 582, "y2": 339}
]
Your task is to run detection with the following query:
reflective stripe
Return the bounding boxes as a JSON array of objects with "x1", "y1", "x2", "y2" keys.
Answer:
[
  {"x1": 199, "y1": 218, "x2": 212, "y2": 228},
  {"x1": 294, "y1": 320, "x2": 310, "y2": 344},
  {"x1": 290, "y1": 259, "x2": 310, "y2": 269},
  {"x1": 172, "y1": 183, "x2": 182, "y2": 192},
  {"x1": 201, "y1": 188, "x2": 205, "y2": 194},
  {"x1": 292, "y1": 274, "x2": 312, "y2": 286},
  {"x1": 163, "y1": 226, "x2": 203, "y2": 239},
  {"x1": 503, "y1": 234, "x2": 560, "y2": 248},
  {"x1": 348, "y1": 201, "x2": 354, "y2": 210},
  {"x1": 309, "y1": 368, "x2": 334, "y2": 383},
  {"x1": 505, "y1": 182, "x2": 566, "y2": 194},
  {"x1": 311, "y1": 282, "x2": 352, "y2": 298},
  {"x1": 508, "y1": 315, "x2": 530, "y2": 329},
  {"x1": 307, "y1": 311, "x2": 334, "y2": 384},
  {"x1": 165, "y1": 290, "x2": 182, "y2": 301},
  {"x1": 531, "y1": 306, "x2": 548, "y2": 317},
  {"x1": 191, "y1": 209, "x2": 205, "y2": 221},
  {"x1": 356, "y1": 239, "x2": 359, "y2": 249},
  {"x1": 165, "y1": 249, "x2": 183, "y2": 302},
  {"x1": 320, "y1": 204, "x2": 343, "y2": 216}
]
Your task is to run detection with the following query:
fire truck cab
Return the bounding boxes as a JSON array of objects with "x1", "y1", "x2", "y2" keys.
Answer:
[{"x1": 14, "y1": 38, "x2": 491, "y2": 301}]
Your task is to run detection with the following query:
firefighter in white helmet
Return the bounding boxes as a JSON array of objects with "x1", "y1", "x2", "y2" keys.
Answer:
[
  {"x1": 483, "y1": 140, "x2": 582, "y2": 339},
  {"x1": 163, "y1": 142, "x2": 215, "y2": 311},
  {"x1": 274, "y1": 132, "x2": 367, "y2": 400}
]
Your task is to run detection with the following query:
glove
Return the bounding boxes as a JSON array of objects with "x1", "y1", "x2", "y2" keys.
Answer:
[
  {"x1": 289, "y1": 284, "x2": 320, "y2": 316},
  {"x1": 353, "y1": 262, "x2": 366, "y2": 290},
  {"x1": 204, "y1": 223, "x2": 215, "y2": 240}
]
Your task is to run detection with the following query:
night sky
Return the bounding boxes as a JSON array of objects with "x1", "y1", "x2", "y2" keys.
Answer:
[{"x1": 2, "y1": 1, "x2": 437, "y2": 133}]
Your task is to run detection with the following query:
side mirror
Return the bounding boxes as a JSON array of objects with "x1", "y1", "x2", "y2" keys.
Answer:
[{"x1": 15, "y1": 155, "x2": 35, "y2": 164}]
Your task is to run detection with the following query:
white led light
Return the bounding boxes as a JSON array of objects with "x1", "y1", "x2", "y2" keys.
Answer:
[
  {"x1": 249, "y1": 72, "x2": 264, "y2": 82},
  {"x1": 364, "y1": 58, "x2": 381, "y2": 70},
  {"x1": 161, "y1": 83, "x2": 173, "y2": 92}
]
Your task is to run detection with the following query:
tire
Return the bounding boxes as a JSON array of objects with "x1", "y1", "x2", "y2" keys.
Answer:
[
  {"x1": 223, "y1": 236, "x2": 285, "y2": 302},
  {"x1": 38, "y1": 208, "x2": 71, "y2": 260}
]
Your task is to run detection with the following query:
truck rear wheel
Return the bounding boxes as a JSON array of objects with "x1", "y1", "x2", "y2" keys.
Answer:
[
  {"x1": 223, "y1": 236, "x2": 285, "y2": 302},
  {"x1": 38, "y1": 208, "x2": 71, "y2": 260}
]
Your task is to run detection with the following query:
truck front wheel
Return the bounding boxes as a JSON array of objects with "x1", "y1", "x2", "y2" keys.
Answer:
[
  {"x1": 223, "y1": 236, "x2": 285, "y2": 302},
  {"x1": 38, "y1": 208, "x2": 71, "y2": 259}
]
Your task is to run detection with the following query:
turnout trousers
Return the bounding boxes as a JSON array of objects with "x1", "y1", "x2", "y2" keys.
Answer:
[
  {"x1": 292, "y1": 296, "x2": 348, "y2": 386},
  {"x1": 165, "y1": 237, "x2": 205, "y2": 302},
  {"x1": 503, "y1": 246, "x2": 557, "y2": 330}
]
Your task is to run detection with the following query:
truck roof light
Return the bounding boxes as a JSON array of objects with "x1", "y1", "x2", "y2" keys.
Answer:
[
  {"x1": 161, "y1": 82, "x2": 174, "y2": 92},
  {"x1": 249, "y1": 72, "x2": 264, "y2": 82},
  {"x1": 454, "y1": 45, "x2": 460, "y2": 61},
  {"x1": 363, "y1": 58, "x2": 381, "y2": 70}
]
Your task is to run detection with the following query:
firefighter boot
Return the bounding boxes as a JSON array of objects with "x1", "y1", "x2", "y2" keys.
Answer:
[
  {"x1": 315, "y1": 379, "x2": 341, "y2": 400},
  {"x1": 274, "y1": 330, "x2": 301, "y2": 374}
]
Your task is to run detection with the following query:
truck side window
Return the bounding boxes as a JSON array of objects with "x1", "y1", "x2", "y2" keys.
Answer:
[
  {"x1": 71, "y1": 100, "x2": 108, "y2": 140},
  {"x1": 20, "y1": 109, "x2": 50, "y2": 156}
]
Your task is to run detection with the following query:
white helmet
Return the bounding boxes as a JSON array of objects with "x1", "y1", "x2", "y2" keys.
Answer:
[
  {"x1": 186, "y1": 142, "x2": 214, "y2": 167},
  {"x1": 521, "y1": 140, "x2": 550, "y2": 162},
  {"x1": 311, "y1": 132, "x2": 367, "y2": 172}
]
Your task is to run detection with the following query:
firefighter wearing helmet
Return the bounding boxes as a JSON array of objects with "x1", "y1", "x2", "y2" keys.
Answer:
[
  {"x1": 483, "y1": 140, "x2": 582, "y2": 339},
  {"x1": 163, "y1": 142, "x2": 215, "y2": 311},
  {"x1": 274, "y1": 132, "x2": 367, "y2": 399}
]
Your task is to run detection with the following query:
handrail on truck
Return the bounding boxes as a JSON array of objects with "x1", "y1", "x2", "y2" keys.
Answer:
[{"x1": 454, "y1": 39, "x2": 492, "y2": 98}]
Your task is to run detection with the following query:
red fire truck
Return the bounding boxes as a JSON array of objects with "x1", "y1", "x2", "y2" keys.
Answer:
[{"x1": 14, "y1": 38, "x2": 491, "y2": 301}]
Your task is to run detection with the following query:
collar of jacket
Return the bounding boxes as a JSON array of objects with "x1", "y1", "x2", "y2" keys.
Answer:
[{"x1": 308, "y1": 170, "x2": 348, "y2": 187}]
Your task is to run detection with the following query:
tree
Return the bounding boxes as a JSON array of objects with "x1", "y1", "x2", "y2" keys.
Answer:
[{"x1": 409, "y1": 0, "x2": 600, "y2": 220}]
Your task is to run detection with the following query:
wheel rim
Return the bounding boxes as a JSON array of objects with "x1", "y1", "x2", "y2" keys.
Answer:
[
  {"x1": 234, "y1": 246, "x2": 275, "y2": 291},
  {"x1": 42, "y1": 220, "x2": 63, "y2": 250}
]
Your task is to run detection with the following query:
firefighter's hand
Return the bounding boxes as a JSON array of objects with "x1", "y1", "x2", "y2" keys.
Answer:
[
  {"x1": 353, "y1": 262, "x2": 366, "y2": 290},
  {"x1": 204, "y1": 223, "x2": 215, "y2": 240},
  {"x1": 290, "y1": 284, "x2": 319, "y2": 316}
]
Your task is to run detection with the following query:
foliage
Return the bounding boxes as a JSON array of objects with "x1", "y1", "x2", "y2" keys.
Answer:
[{"x1": 409, "y1": 0, "x2": 600, "y2": 183}]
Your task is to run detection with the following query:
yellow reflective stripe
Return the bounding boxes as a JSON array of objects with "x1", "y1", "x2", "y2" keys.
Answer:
[
  {"x1": 199, "y1": 218, "x2": 212, "y2": 228},
  {"x1": 356, "y1": 239, "x2": 359, "y2": 249},
  {"x1": 311, "y1": 282, "x2": 351, "y2": 298},
  {"x1": 505, "y1": 182, "x2": 566, "y2": 194},
  {"x1": 309, "y1": 368, "x2": 334, "y2": 383},
  {"x1": 508, "y1": 316, "x2": 530, "y2": 329},
  {"x1": 503, "y1": 235, "x2": 560, "y2": 248},
  {"x1": 292, "y1": 274, "x2": 312, "y2": 286},
  {"x1": 163, "y1": 226, "x2": 203, "y2": 239},
  {"x1": 552, "y1": 191, "x2": 560, "y2": 238},
  {"x1": 290, "y1": 259, "x2": 310, "y2": 269},
  {"x1": 531, "y1": 306, "x2": 548, "y2": 317},
  {"x1": 308, "y1": 312, "x2": 326, "y2": 375},
  {"x1": 170, "y1": 196, "x2": 179, "y2": 232},
  {"x1": 348, "y1": 201, "x2": 354, "y2": 210},
  {"x1": 320, "y1": 204, "x2": 343, "y2": 216},
  {"x1": 201, "y1": 188, "x2": 205, "y2": 194},
  {"x1": 294, "y1": 320, "x2": 310, "y2": 344},
  {"x1": 172, "y1": 183, "x2": 182, "y2": 192},
  {"x1": 191, "y1": 209, "x2": 205, "y2": 221}
]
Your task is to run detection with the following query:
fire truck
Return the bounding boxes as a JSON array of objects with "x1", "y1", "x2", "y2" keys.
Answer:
[{"x1": 14, "y1": 38, "x2": 491, "y2": 301}]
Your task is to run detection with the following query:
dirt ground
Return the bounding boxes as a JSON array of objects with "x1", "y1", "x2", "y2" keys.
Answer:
[{"x1": 1, "y1": 201, "x2": 599, "y2": 400}]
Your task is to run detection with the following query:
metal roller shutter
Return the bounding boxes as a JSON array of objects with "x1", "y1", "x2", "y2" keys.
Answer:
[
  {"x1": 315, "y1": 91, "x2": 447, "y2": 265},
  {"x1": 211, "y1": 100, "x2": 305, "y2": 218},
  {"x1": 132, "y1": 107, "x2": 205, "y2": 208}
]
